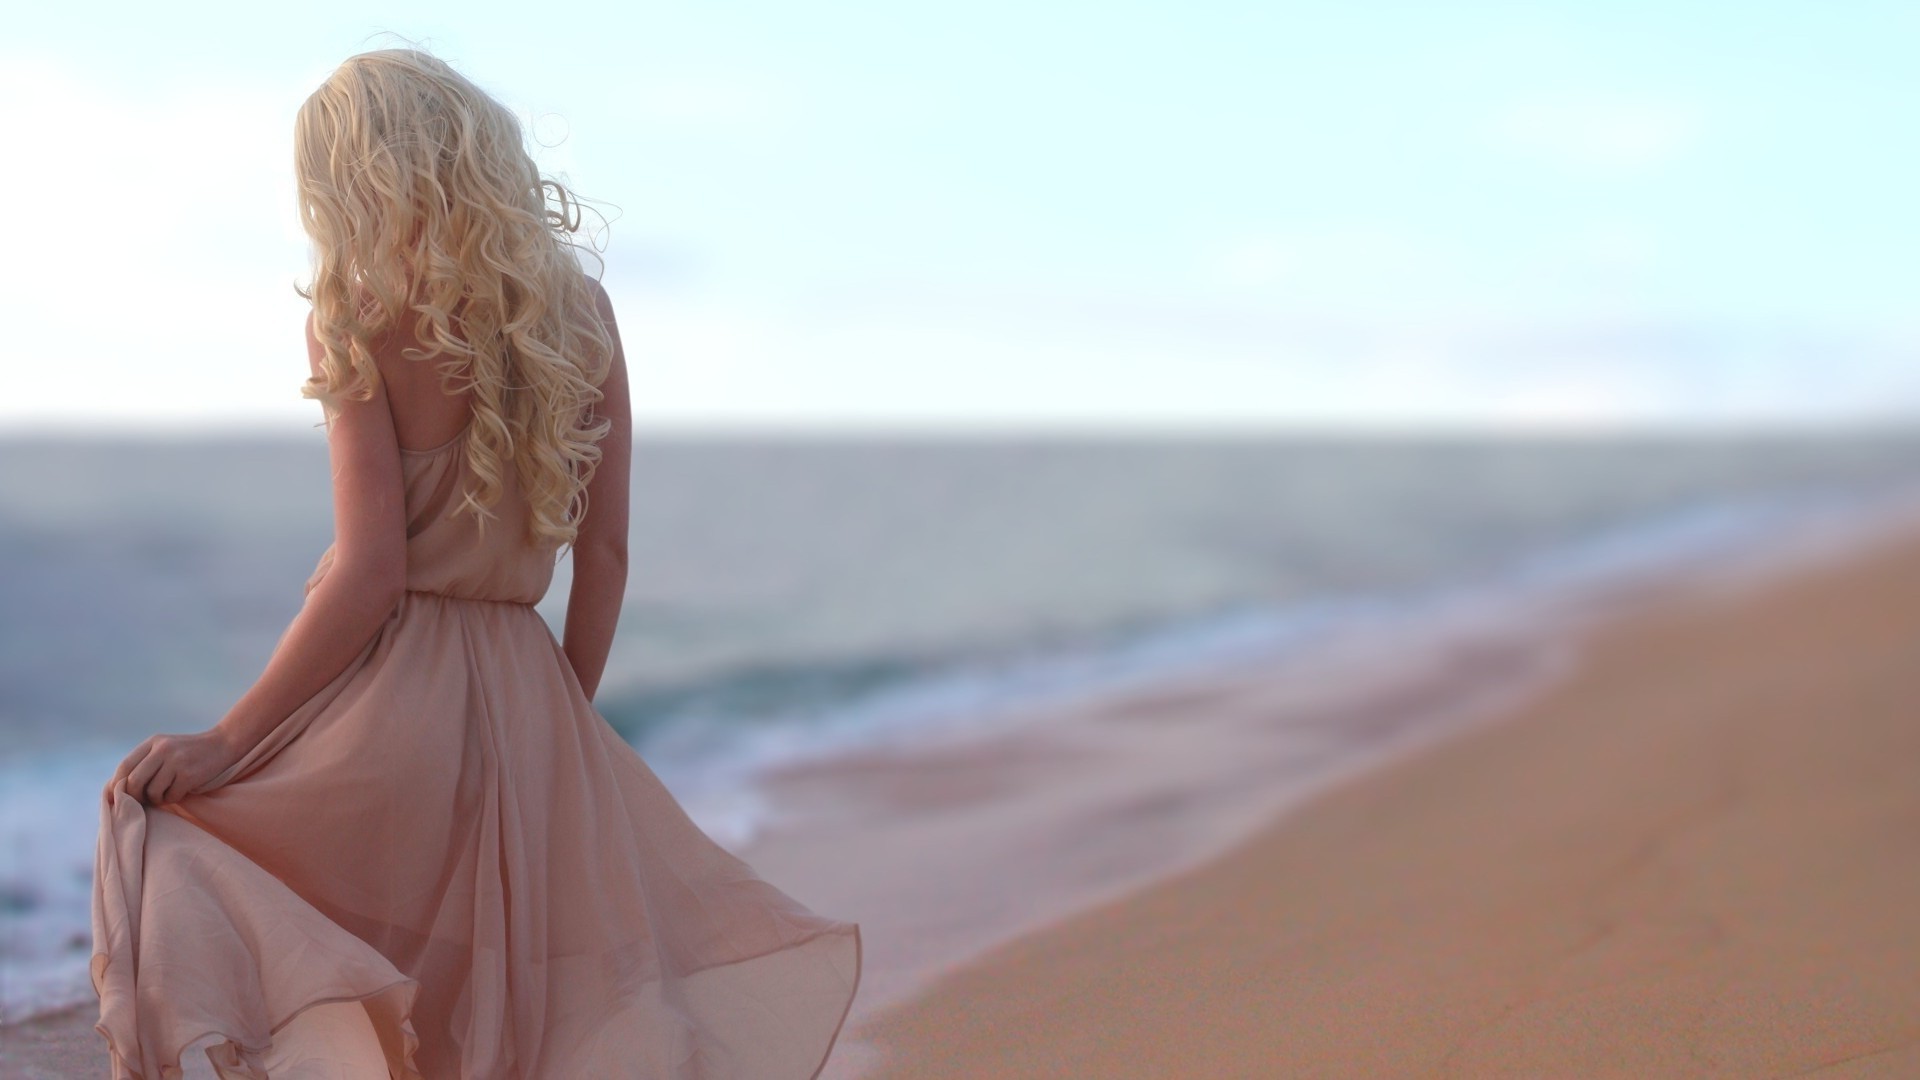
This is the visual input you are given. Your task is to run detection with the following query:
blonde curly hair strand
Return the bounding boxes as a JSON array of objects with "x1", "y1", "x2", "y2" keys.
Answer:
[{"x1": 293, "y1": 45, "x2": 617, "y2": 556}]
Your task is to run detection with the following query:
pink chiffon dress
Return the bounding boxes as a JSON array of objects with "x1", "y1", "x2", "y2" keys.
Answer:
[{"x1": 90, "y1": 424, "x2": 864, "y2": 1078}]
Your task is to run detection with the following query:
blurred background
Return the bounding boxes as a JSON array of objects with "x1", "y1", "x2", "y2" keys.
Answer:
[{"x1": 3, "y1": 0, "x2": 1919, "y2": 1024}]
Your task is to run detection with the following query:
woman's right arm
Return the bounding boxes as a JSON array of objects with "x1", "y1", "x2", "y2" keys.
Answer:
[{"x1": 561, "y1": 279, "x2": 632, "y2": 702}]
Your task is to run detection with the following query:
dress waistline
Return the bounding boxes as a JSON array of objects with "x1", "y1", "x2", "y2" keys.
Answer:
[{"x1": 405, "y1": 588, "x2": 537, "y2": 607}]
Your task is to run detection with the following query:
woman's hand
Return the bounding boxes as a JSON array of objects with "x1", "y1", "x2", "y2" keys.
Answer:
[{"x1": 107, "y1": 728, "x2": 248, "y2": 805}]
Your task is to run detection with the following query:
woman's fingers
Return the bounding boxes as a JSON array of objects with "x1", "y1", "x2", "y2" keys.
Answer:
[
  {"x1": 148, "y1": 763, "x2": 180, "y2": 805},
  {"x1": 124, "y1": 751, "x2": 165, "y2": 804},
  {"x1": 156, "y1": 766, "x2": 193, "y2": 804},
  {"x1": 106, "y1": 734, "x2": 214, "y2": 805},
  {"x1": 108, "y1": 755, "x2": 140, "y2": 799},
  {"x1": 109, "y1": 738, "x2": 153, "y2": 795}
]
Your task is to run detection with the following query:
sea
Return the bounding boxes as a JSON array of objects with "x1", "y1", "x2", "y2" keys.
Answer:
[{"x1": 3, "y1": 428, "x2": 1919, "y2": 1021}]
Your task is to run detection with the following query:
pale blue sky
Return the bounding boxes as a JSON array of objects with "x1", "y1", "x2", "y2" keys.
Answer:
[{"x1": 4, "y1": 2, "x2": 1917, "y2": 430}]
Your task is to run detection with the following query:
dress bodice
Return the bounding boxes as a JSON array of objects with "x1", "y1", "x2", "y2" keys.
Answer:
[{"x1": 303, "y1": 429, "x2": 558, "y2": 605}]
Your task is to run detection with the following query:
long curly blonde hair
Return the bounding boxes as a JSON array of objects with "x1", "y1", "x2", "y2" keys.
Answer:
[{"x1": 293, "y1": 46, "x2": 617, "y2": 555}]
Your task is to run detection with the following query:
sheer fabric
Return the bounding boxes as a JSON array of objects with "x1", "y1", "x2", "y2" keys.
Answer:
[{"x1": 92, "y1": 433, "x2": 862, "y2": 1078}]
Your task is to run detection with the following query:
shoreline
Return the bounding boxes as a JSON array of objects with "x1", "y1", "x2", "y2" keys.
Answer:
[
  {"x1": 716, "y1": 486, "x2": 1920, "y2": 1079},
  {"x1": 836, "y1": 490, "x2": 1920, "y2": 1077},
  {"x1": 8, "y1": 489, "x2": 1920, "y2": 1078}
]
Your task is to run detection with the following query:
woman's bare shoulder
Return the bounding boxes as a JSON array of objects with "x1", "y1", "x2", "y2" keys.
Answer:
[{"x1": 581, "y1": 271, "x2": 613, "y2": 312}]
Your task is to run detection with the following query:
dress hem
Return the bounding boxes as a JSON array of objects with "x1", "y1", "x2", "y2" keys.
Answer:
[
  {"x1": 92, "y1": 971, "x2": 424, "y2": 1080},
  {"x1": 804, "y1": 922, "x2": 864, "y2": 1080}
]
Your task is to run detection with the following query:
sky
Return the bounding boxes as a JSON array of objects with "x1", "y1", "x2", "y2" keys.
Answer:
[{"x1": 3, "y1": 1, "x2": 1918, "y2": 432}]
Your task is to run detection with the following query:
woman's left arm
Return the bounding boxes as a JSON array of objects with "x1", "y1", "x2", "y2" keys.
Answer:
[{"x1": 110, "y1": 314, "x2": 410, "y2": 805}]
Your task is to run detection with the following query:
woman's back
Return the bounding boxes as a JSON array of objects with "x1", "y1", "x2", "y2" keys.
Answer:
[
  {"x1": 301, "y1": 417, "x2": 560, "y2": 606},
  {"x1": 301, "y1": 304, "x2": 602, "y2": 608}
]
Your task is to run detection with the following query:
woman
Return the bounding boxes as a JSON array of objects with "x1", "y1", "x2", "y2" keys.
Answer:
[{"x1": 92, "y1": 47, "x2": 862, "y2": 1079}]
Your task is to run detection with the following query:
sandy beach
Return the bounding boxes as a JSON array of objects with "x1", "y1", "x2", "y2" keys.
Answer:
[
  {"x1": 8, "y1": 503, "x2": 1920, "y2": 1078},
  {"x1": 840, "y1": 513, "x2": 1920, "y2": 1078}
]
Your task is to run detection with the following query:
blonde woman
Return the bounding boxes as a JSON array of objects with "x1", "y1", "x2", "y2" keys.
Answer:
[{"x1": 91, "y1": 47, "x2": 861, "y2": 1079}]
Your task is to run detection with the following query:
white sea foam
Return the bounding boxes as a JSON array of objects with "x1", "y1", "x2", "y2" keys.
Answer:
[{"x1": 0, "y1": 740, "x2": 122, "y2": 1023}]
